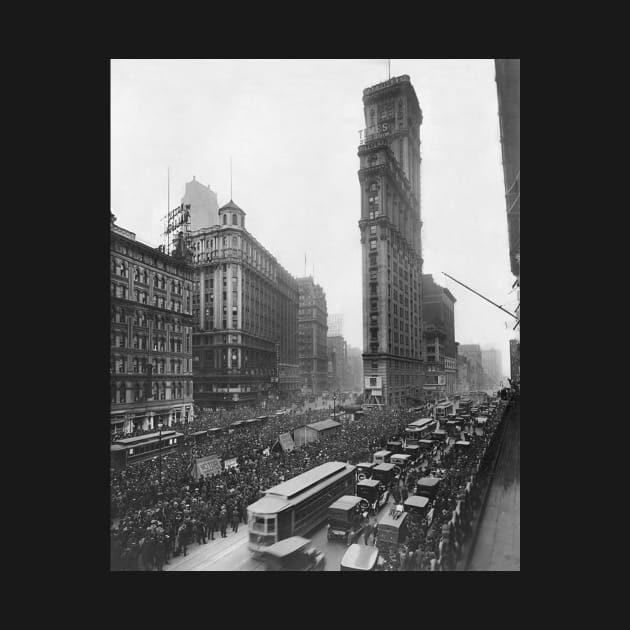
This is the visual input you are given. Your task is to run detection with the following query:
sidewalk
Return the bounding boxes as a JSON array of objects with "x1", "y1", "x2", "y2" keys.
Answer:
[{"x1": 165, "y1": 526, "x2": 249, "y2": 571}]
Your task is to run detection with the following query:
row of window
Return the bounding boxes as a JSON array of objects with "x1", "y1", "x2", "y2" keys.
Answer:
[
  {"x1": 294, "y1": 474, "x2": 353, "y2": 527},
  {"x1": 111, "y1": 283, "x2": 189, "y2": 312},
  {"x1": 111, "y1": 381, "x2": 191, "y2": 403},
  {"x1": 112, "y1": 242, "x2": 190, "y2": 276},
  {"x1": 111, "y1": 259, "x2": 186, "y2": 295},
  {"x1": 111, "y1": 309, "x2": 183, "y2": 332},
  {"x1": 111, "y1": 357, "x2": 188, "y2": 374},
  {"x1": 111, "y1": 332, "x2": 190, "y2": 352}
]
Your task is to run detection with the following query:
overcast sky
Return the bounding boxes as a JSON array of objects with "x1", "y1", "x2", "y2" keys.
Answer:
[{"x1": 111, "y1": 59, "x2": 517, "y2": 378}]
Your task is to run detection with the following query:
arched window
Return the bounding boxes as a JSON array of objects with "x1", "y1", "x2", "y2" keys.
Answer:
[
  {"x1": 222, "y1": 214, "x2": 227, "y2": 225},
  {"x1": 232, "y1": 213, "x2": 238, "y2": 225}
]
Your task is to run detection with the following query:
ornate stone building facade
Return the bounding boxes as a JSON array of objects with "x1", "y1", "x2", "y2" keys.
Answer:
[
  {"x1": 110, "y1": 215, "x2": 195, "y2": 434},
  {"x1": 188, "y1": 200, "x2": 299, "y2": 408},
  {"x1": 358, "y1": 75, "x2": 425, "y2": 407}
]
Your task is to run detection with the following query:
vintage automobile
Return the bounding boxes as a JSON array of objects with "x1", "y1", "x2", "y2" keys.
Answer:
[
  {"x1": 454, "y1": 440, "x2": 471, "y2": 452},
  {"x1": 416, "y1": 476, "x2": 441, "y2": 501},
  {"x1": 445, "y1": 420, "x2": 460, "y2": 436},
  {"x1": 390, "y1": 453, "x2": 413, "y2": 477},
  {"x1": 340, "y1": 544, "x2": 384, "y2": 571},
  {"x1": 327, "y1": 495, "x2": 365, "y2": 542},
  {"x1": 387, "y1": 440, "x2": 404, "y2": 454},
  {"x1": 404, "y1": 443, "x2": 421, "y2": 461},
  {"x1": 403, "y1": 495, "x2": 430, "y2": 520},
  {"x1": 355, "y1": 462, "x2": 375, "y2": 482},
  {"x1": 260, "y1": 536, "x2": 326, "y2": 571},
  {"x1": 373, "y1": 450, "x2": 392, "y2": 465},
  {"x1": 430, "y1": 429, "x2": 447, "y2": 443},
  {"x1": 356, "y1": 478, "x2": 389, "y2": 513},
  {"x1": 417, "y1": 439, "x2": 435, "y2": 451},
  {"x1": 371, "y1": 462, "x2": 397, "y2": 486},
  {"x1": 376, "y1": 509, "x2": 409, "y2": 550}
]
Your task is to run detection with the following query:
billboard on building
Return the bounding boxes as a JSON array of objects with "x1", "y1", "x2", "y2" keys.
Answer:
[{"x1": 365, "y1": 376, "x2": 382, "y2": 389}]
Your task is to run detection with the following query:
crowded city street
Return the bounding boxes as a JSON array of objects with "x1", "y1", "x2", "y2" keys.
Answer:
[
  {"x1": 110, "y1": 392, "x2": 517, "y2": 571},
  {"x1": 110, "y1": 59, "x2": 520, "y2": 571}
]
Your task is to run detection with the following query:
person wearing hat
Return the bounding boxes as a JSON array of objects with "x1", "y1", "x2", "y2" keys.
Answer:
[
  {"x1": 219, "y1": 507, "x2": 228, "y2": 538},
  {"x1": 207, "y1": 508, "x2": 217, "y2": 541},
  {"x1": 231, "y1": 507, "x2": 240, "y2": 533}
]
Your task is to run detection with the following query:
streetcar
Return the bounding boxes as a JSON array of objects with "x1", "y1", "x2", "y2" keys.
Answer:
[
  {"x1": 110, "y1": 430, "x2": 184, "y2": 469},
  {"x1": 247, "y1": 461, "x2": 356, "y2": 553},
  {"x1": 405, "y1": 418, "x2": 436, "y2": 444},
  {"x1": 185, "y1": 429, "x2": 208, "y2": 447},
  {"x1": 435, "y1": 401, "x2": 454, "y2": 418}
]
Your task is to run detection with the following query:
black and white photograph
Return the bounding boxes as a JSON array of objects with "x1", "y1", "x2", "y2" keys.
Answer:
[{"x1": 109, "y1": 59, "x2": 520, "y2": 572}]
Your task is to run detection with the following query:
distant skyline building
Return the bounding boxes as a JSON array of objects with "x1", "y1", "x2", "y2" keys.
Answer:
[
  {"x1": 358, "y1": 74, "x2": 425, "y2": 407},
  {"x1": 421, "y1": 274, "x2": 457, "y2": 398},
  {"x1": 298, "y1": 276, "x2": 329, "y2": 394},
  {"x1": 481, "y1": 348, "x2": 502, "y2": 389},
  {"x1": 346, "y1": 345, "x2": 364, "y2": 392},
  {"x1": 458, "y1": 344, "x2": 484, "y2": 392},
  {"x1": 182, "y1": 176, "x2": 220, "y2": 232},
  {"x1": 327, "y1": 335, "x2": 348, "y2": 392},
  {"x1": 456, "y1": 354, "x2": 470, "y2": 394},
  {"x1": 327, "y1": 313, "x2": 344, "y2": 337}
]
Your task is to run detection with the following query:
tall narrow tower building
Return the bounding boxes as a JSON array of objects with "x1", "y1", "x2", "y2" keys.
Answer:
[{"x1": 358, "y1": 74, "x2": 424, "y2": 407}]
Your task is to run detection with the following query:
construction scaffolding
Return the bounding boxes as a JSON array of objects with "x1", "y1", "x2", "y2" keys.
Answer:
[{"x1": 162, "y1": 203, "x2": 191, "y2": 255}]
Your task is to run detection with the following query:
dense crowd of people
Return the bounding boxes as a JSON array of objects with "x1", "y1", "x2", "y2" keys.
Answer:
[{"x1": 110, "y1": 393, "x2": 509, "y2": 571}]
